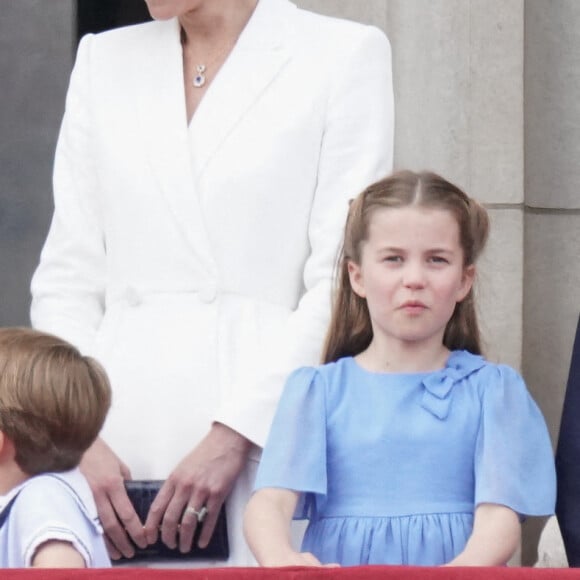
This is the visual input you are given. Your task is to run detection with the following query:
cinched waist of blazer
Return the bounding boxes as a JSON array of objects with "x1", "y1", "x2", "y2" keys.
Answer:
[{"x1": 106, "y1": 285, "x2": 293, "y2": 311}]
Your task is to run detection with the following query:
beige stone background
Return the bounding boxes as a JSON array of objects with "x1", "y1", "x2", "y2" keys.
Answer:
[{"x1": 1, "y1": 0, "x2": 579, "y2": 566}]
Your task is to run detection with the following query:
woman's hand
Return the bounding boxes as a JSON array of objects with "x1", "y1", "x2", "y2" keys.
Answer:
[
  {"x1": 144, "y1": 422, "x2": 252, "y2": 553},
  {"x1": 79, "y1": 438, "x2": 147, "y2": 560}
]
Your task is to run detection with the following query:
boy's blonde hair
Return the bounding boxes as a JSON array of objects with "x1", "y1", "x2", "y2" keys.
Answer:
[{"x1": 0, "y1": 327, "x2": 111, "y2": 475}]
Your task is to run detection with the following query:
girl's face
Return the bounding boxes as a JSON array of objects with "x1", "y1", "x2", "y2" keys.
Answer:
[{"x1": 348, "y1": 206, "x2": 475, "y2": 351}]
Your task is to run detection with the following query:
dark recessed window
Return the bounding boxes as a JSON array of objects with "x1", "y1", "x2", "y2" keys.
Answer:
[{"x1": 77, "y1": 0, "x2": 152, "y2": 44}]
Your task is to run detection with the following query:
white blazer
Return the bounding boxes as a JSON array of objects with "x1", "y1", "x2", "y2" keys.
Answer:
[{"x1": 31, "y1": 0, "x2": 393, "y2": 564}]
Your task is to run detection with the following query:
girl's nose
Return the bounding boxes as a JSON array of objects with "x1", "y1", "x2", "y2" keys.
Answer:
[{"x1": 402, "y1": 262, "x2": 426, "y2": 289}]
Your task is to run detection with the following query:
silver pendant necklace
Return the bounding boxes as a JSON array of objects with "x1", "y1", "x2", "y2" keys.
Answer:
[{"x1": 193, "y1": 64, "x2": 207, "y2": 88}]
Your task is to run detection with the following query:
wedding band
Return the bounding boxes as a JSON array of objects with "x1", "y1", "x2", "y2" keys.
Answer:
[{"x1": 185, "y1": 505, "x2": 208, "y2": 523}]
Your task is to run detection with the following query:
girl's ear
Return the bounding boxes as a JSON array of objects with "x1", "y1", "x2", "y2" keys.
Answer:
[
  {"x1": 457, "y1": 264, "x2": 476, "y2": 302},
  {"x1": 347, "y1": 261, "x2": 366, "y2": 298}
]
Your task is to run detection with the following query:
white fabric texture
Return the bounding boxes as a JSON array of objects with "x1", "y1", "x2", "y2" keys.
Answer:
[
  {"x1": 0, "y1": 469, "x2": 110, "y2": 568},
  {"x1": 30, "y1": 0, "x2": 394, "y2": 565},
  {"x1": 535, "y1": 516, "x2": 569, "y2": 568}
]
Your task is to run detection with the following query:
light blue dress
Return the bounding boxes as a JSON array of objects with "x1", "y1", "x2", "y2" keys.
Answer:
[{"x1": 254, "y1": 350, "x2": 556, "y2": 566}]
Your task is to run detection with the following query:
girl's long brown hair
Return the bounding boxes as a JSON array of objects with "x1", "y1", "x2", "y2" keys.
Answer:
[{"x1": 322, "y1": 170, "x2": 490, "y2": 364}]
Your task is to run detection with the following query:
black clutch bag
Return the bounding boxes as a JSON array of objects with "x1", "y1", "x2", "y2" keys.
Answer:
[{"x1": 120, "y1": 480, "x2": 229, "y2": 561}]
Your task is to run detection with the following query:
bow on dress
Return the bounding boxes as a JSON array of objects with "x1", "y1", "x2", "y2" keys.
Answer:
[{"x1": 420, "y1": 351, "x2": 486, "y2": 420}]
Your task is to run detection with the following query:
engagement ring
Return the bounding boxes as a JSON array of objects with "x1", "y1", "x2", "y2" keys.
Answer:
[{"x1": 185, "y1": 505, "x2": 208, "y2": 523}]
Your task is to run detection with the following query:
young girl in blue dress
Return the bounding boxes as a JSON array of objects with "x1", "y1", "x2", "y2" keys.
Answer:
[{"x1": 244, "y1": 170, "x2": 556, "y2": 567}]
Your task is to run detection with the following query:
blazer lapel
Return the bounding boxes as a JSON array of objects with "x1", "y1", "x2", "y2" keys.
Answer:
[
  {"x1": 135, "y1": 19, "x2": 215, "y2": 269},
  {"x1": 134, "y1": 0, "x2": 295, "y2": 264},
  {"x1": 190, "y1": 0, "x2": 294, "y2": 178}
]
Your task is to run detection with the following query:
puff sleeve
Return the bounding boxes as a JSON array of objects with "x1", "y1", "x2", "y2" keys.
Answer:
[
  {"x1": 254, "y1": 367, "x2": 328, "y2": 519},
  {"x1": 474, "y1": 365, "x2": 556, "y2": 517}
]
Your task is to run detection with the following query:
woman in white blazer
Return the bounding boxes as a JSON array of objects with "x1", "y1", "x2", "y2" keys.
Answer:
[{"x1": 30, "y1": 0, "x2": 393, "y2": 567}]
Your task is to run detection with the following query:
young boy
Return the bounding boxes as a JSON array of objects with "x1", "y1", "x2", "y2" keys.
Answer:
[{"x1": 0, "y1": 327, "x2": 111, "y2": 567}]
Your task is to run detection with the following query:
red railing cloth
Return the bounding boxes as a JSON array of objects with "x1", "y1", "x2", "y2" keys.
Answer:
[{"x1": 3, "y1": 566, "x2": 580, "y2": 580}]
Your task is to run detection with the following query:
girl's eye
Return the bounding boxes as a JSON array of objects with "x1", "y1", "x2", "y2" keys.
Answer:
[
  {"x1": 429, "y1": 256, "x2": 449, "y2": 264},
  {"x1": 384, "y1": 255, "x2": 402, "y2": 263}
]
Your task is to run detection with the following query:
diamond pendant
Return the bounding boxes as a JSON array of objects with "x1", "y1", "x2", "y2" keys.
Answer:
[{"x1": 193, "y1": 64, "x2": 206, "y2": 88}]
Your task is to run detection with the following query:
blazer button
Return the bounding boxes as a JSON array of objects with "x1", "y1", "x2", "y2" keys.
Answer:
[
  {"x1": 199, "y1": 282, "x2": 218, "y2": 304},
  {"x1": 125, "y1": 286, "x2": 142, "y2": 307}
]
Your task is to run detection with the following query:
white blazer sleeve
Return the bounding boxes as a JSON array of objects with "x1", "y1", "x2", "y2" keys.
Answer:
[
  {"x1": 30, "y1": 35, "x2": 106, "y2": 354},
  {"x1": 215, "y1": 25, "x2": 394, "y2": 447}
]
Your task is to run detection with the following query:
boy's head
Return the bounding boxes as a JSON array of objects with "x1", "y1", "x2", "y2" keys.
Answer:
[{"x1": 0, "y1": 327, "x2": 111, "y2": 475}]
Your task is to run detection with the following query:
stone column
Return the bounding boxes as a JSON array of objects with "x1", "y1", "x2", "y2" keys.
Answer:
[
  {"x1": 523, "y1": 0, "x2": 580, "y2": 565},
  {"x1": 385, "y1": 0, "x2": 525, "y2": 371}
]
